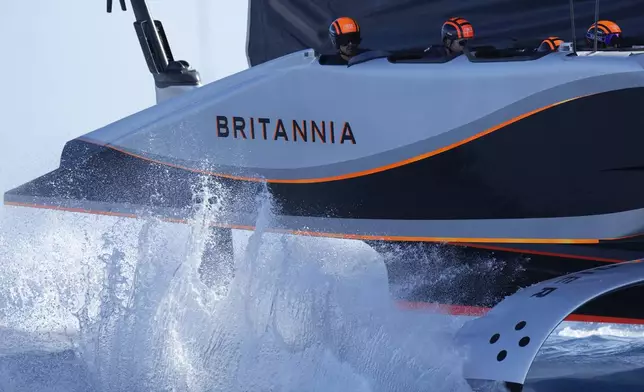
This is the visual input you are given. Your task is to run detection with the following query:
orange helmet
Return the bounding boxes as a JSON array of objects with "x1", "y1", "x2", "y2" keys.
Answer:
[
  {"x1": 586, "y1": 20, "x2": 622, "y2": 48},
  {"x1": 329, "y1": 17, "x2": 362, "y2": 49},
  {"x1": 441, "y1": 17, "x2": 475, "y2": 43},
  {"x1": 538, "y1": 36, "x2": 564, "y2": 52}
]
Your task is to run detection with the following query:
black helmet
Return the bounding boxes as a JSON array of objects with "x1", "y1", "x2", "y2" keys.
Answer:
[{"x1": 329, "y1": 17, "x2": 362, "y2": 49}]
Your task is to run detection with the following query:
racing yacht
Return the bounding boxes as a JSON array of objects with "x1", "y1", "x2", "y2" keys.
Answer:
[
  {"x1": 6, "y1": 0, "x2": 644, "y2": 389},
  {"x1": 6, "y1": 0, "x2": 644, "y2": 319}
]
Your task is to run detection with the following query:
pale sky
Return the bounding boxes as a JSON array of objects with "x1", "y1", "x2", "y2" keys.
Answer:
[{"x1": 0, "y1": 0, "x2": 249, "y2": 197}]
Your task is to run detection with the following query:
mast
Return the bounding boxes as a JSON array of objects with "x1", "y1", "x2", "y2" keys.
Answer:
[
  {"x1": 593, "y1": 0, "x2": 600, "y2": 52},
  {"x1": 568, "y1": 0, "x2": 577, "y2": 54},
  {"x1": 107, "y1": 0, "x2": 202, "y2": 103}
]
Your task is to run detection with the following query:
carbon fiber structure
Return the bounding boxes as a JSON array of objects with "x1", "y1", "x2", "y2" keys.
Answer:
[{"x1": 247, "y1": 0, "x2": 644, "y2": 66}]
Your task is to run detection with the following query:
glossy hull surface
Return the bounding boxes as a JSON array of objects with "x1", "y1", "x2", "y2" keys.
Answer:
[
  {"x1": 8, "y1": 86, "x2": 644, "y2": 239},
  {"x1": 6, "y1": 52, "x2": 644, "y2": 325}
]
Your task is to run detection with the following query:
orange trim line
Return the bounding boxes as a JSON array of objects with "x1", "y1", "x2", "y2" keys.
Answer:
[
  {"x1": 396, "y1": 301, "x2": 644, "y2": 325},
  {"x1": 452, "y1": 242, "x2": 624, "y2": 263},
  {"x1": 79, "y1": 96, "x2": 583, "y2": 184},
  {"x1": 1, "y1": 201, "x2": 618, "y2": 245}
]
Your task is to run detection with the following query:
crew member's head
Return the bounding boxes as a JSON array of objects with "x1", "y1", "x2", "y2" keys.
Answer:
[
  {"x1": 441, "y1": 17, "x2": 475, "y2": 54},
  {"x1": 329, "y1": 17, "x2": 362, "y2": 59},
  {"x1": 538, "y1": 36, "x2": 564, "y2": 52},
  {"x1": 586, "y1": 20, "x2": 622, "y2": 49}
]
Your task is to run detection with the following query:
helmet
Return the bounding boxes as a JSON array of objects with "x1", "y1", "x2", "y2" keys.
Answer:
[
  {"x1": 538, "y1": 36, "x2": 564, "y2": 52},
  {"x1": 328, "y1": 17, "x2": 361, "y2": 49},
  {"x1": 441, "y1": 17, "x2": 475, "y2": 43},
  {"x1": 586, "y1": 20, "x2": 622, "y2": 48}
]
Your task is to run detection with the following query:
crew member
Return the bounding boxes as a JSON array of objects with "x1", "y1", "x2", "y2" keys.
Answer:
[
  {"x1": 425, "y1": 17, "x2": 475, "y2": 57},
  {"x1": 328, "y1": 17, "x2": 365, "y2": 63},
  {"x1": 538, "y1": 36, "x2": 564, "y2": 52},
  {"x1": 585, "y1": 20, "x2": 622, "y2": 49}
]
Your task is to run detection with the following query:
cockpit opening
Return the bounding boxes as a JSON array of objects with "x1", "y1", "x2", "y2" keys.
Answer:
[
  {"x1": 464, "y1": 45, "x2": 553, "y2": 62},
  {"x1": 580, "y1": 35, "x2": 644, "y2": 52},
  {"x1": 317, "y1": 41, "x2": 557, "y2": 67},
  {"x1": 387, "y1": 47, "x2": 460, "y2": 64},
  {"x1": 316, "y1": 33, "x2": 644, "y2": 67}
]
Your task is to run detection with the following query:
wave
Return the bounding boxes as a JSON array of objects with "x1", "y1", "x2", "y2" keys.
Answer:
[{"x1": 0, "y1": 180, "x2": 474, "y2": 391}]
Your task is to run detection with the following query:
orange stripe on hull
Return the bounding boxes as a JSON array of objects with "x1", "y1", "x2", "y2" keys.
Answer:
[
  {"x1": 396, "y1": 301, "x2": 644, "y2": 325},
  {"x1": 453, "y1": 242, "x2": 624, "y2": 263},
  {"x1": 80, "y1": 96, "x2": 585, "y2": 184},
  {"x1": 4, "y1": 201, "x2": 605, "y2": 245}
]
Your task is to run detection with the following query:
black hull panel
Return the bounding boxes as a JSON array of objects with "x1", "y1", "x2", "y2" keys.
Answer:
[{"x1": 270, "y1": 87, "x2": 644, "y2": 220}]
